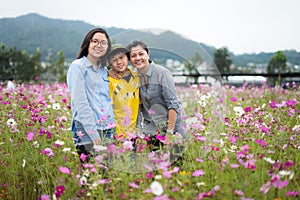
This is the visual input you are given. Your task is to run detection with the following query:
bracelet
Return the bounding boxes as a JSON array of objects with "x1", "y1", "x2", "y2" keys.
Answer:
[{"x1": 166, "y1": 129, "x2": 174, "y2": 134}]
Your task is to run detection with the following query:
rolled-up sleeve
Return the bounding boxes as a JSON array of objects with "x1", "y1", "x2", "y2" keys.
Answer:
[{"x1": 161, "y1": 70, "x2": 181, "y2": 113}]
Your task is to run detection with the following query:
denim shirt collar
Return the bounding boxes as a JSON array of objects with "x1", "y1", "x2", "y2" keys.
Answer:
[{"x1": 82, "y1": 56, "x2": 102, "y2": 72}]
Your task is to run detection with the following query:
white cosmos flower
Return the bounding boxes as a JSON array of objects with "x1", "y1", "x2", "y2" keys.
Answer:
[
  {"x1": 185, "y1": 117, "x2": 198, "y2": 125},
  {"x1": 292, "y1": 124, "x2": 300, "y2": 131},
  {"x1": 197, "y1": 100, "x2": 206, "y2": 107},
  {"x1": 22, "y1": 159, "x2": 26, "y2": 168},
  {"x1": 7, "y1": 118, "x2": 17, "y2": 126},
  {"x1": 93, "y1": 145, "x2": 107, "y2": 151},
  {"x1": 150, "y1": 181, "x2": 163, "y2": 196},
  {"x1": 196, "y1": 182, "x2": 205, "y2": 187},
  {"x1": 233, "y1": 106, "x2": 245, "y2": 116},
  {"x1": 279, "y1": 170, "x2": 291, "y2": 176},
  {"x1": 80, "y1": 176, "x2": 87, "y2": 185},
  {"x1": 154, "y1": 175, "x2": 162, "y2": 180},
  {"x1": 52, "y1": 103, "x2": 61, "y2": 110},
  {"x1": 263, "y1": 157, "x2": 275, "y2": 164},
  {"x1": 279, "y1": 170, "x2": 295, "y2": 180},
  {"x1": 33, "y1": 141, "x2": 39, "y2": 148},
  {"x1": 54, "y1": 140, "x2": 65, "y2": 146},
  {"x1": 62, "y1": 148, "x2": 71, "y2": 152}
]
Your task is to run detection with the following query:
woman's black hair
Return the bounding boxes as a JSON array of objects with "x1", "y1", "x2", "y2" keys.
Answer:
[{"x1": 77, "y1": 28, "x2": 111, "y2": 67}]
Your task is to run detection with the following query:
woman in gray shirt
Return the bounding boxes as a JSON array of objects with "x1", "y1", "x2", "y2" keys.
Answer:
[{"x1": 127, "y1": 40, "x2": 184, "y2": 136}]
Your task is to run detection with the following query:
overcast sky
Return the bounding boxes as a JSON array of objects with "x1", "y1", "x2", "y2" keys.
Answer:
[{"x1": 0, "y1": 0, "x2": 299, "y2": 55}]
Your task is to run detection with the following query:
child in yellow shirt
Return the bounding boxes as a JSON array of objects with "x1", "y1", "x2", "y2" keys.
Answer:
[{"x1": 108, "y1": 44, "x2": 140, "y2": 137}]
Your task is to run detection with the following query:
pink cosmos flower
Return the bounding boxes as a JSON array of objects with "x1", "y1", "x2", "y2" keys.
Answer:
[
  {"x1": 26, "y1": 132, "x2": 35, "y2": 141},
  {"x1": 155, "y1": 135, "x2": 166, "y2": 142},
  {"x1": 259, "y1": 182, "x2": 271, "y2": 194},
  {"x1": 58, "y1": 116, "x2": 67, "y2": 122},
  {"x1": 244, "y1": 106, "x2": 252, "y2": 112},
  {"x1": 122, "y1": 140, "x2": 134, "y2": 151},
  {"x1": 129, "y1": 182, "x2": 139, "y2": 189},
  {"x1": 230, "y1": 164, "x2": 239, "y2": 168},
  {"x1": 286, "y1": 191, "x2": 298, "y2": 197},
  {"x1": 163, "y1": 171, "x2": 172, "y2": 178},
  {"x1": 59, "y1": 166, "x2": 70, "y2": 174},
  {"x1": 234, "y1": 190, "x2": 244, "y2": 196},
  {"x1": 54, "y1": 185, "x2": 65, "y2": 198},
  {"x1": 153, "y1": 194, "x2": 169, "y2": 200},
  {"x1": 124, "y1": 106, "x2": 132, "y2": 115},
  {"x1": 148, "y1": 109, "x2": 156, "y2": 115},
  {"x1": 195, "y1": 158, "x2": 204, "y2": 162},
  {"x1": 39, "y1": 194, "x2": 50, "y2": 200},
  {"x1": 100, "y1": 115, "x2": 107, "y2": 121},
  {"x1": 196, "y1": 135, "x2": 206, "y2": 142},
  {"x1": 229, "y1": 135, "x2": 236, "y2": 144},
  {"x1": 106, "y1": 122, "x2": 116, "y2": 129},
  {"x1": 80, "y1": 153, "x2": 89, "y2": 162},
  {"x1": 40, "y1": 147, "x2": 54, "y2": 158},
  {"x1": 192, "y1": 169, "x2": 205, "y2": 177},
  {"x1": 146, "y1": 172, "x2": 153, "y2": 179},
  {"x1": 61, "y1": 98, "x2": 67, "y2": 104},
  {"x1": 98, "y1": 179, "x2": 110, "y2": 184},
  {"x1": 122, "y1": 116, "x2": 130, "y2": 127},
  {"x1": 254, "y1": 139, "x2": 267, "y2": 147},
  {"x1": 286, "y1": 99, "x2": 297, "y2": 108}
]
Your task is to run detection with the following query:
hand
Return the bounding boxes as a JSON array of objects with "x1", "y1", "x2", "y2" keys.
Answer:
[
  {"x1": 162, "y1": 127, "x2": 174, "y2": 135},
  {"x1": 108, "y1": 69, "x2": 120, "y2": 80}
]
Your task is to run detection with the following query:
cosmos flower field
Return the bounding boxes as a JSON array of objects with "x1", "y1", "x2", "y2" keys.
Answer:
[{"x1": 0, "y1": 81, "x2": 299, "y2": 200}]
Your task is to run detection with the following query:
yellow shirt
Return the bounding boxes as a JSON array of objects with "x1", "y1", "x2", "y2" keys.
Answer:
[{"x1": 108, "y1": 68, "x2": 140, "y2": 137}]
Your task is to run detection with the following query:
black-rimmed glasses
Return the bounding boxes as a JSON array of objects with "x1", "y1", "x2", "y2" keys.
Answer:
[{"x1": 90, "y1": 39, "x2": 108, "y2": 48}]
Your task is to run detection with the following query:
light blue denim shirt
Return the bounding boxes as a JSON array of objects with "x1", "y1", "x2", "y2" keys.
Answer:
[
  {"x1": 137, "y1": 62, "x2": 183, "y2": 134},
  {"x1": 67, "y1": 56, "x2": 114, "y2": 144}
]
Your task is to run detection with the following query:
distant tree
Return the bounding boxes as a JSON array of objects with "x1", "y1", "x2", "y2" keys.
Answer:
[
  {"x1": 44, "y1": 50, "x2": 67, "y2": 82},
  {"x1": 191, "y1": 51, "x2": 203, "y2": 67},
  {"x1": 184, "y1": 51, "x2": 203, "y2": 83},
  {"x1": 267, "y1": 51, "x2": 287, "y2": 86},
  {"x1": 0, "y1": 44, "x2": 42, "y2": 82},
  {"x1": 213, "y1": 47, "x2": 232, "y2": 76}
]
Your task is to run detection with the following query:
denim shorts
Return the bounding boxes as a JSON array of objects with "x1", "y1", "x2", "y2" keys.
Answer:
[{"x1": 74, "y1": 120, "x2": 115, "y2": 145}]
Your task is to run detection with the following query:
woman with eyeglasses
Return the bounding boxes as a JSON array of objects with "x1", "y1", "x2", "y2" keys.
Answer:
[{"x1": 67, "y1": 28, "x2": 115, "y2": 162}]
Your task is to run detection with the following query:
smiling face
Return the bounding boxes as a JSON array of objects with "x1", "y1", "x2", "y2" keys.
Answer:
[
  {"x1": 110, "y1": 52, "x2": 129, "y2": 73},
  {"x1": 87, "y1": 32, "x2": 109, "y2": 60},
  {"x1": 129, "y1": 45, "x2": 150, "y2": 72}
]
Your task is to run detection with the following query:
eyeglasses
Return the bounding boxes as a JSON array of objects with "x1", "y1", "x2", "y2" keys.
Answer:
[{"x1": 90, "y1": 39, "x2": 108, "y2": 48}]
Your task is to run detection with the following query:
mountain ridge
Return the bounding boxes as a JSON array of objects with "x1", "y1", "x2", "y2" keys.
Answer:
[{"x1": 1, "y1": 13, "x2": 300, "y2": 66}]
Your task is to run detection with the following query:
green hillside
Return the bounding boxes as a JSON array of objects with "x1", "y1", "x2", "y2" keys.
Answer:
[{"x1": 1, "y1": 13, "x2": 300, "y2": 65}]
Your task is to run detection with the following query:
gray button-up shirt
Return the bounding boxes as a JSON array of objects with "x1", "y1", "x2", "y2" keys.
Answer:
[{"x1": 138, "y1": 62, "x2": 183, "y2": 135}]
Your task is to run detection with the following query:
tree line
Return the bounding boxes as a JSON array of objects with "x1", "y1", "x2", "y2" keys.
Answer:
[
  {"x1": 213, "y1": 47, "x2": 288, "y2": 86},
  {"x1": 0, "y1": 44, "x2": 66, "y2": 83},
  {"x1": 0, "y1": 43, "x2": 288, "y2": 86}
]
